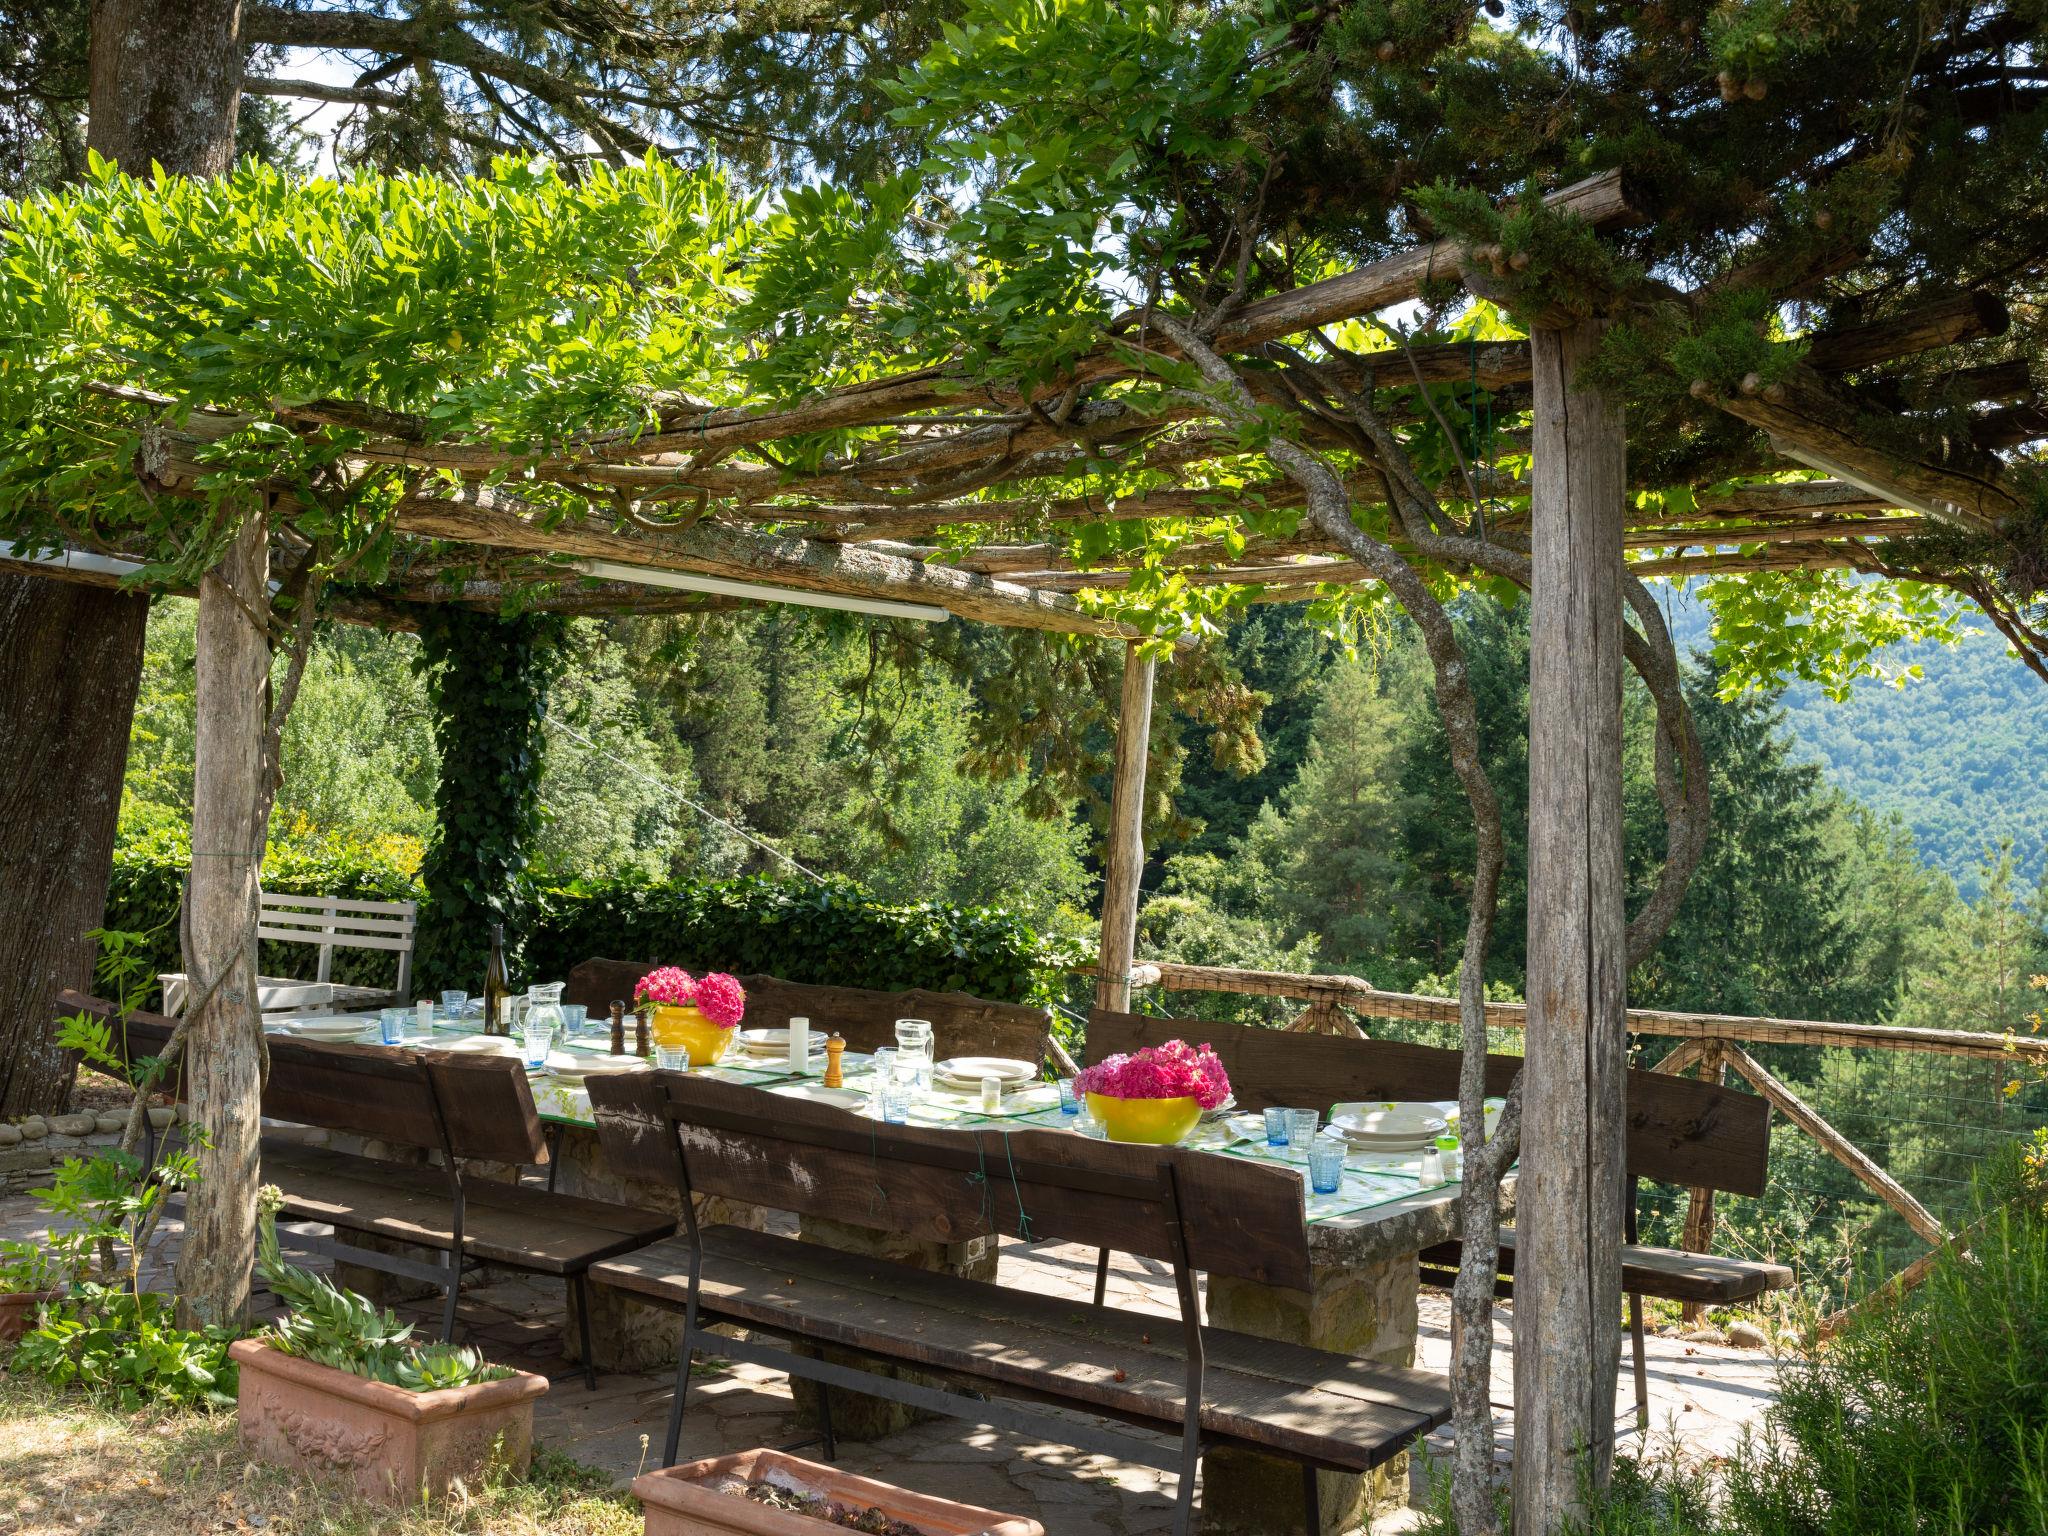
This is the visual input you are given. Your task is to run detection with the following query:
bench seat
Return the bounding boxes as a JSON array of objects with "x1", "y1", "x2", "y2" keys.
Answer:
[
  {"x1": 263, "y1": 1140, "x2": 676, "y2": 1275},
  {"x1": 594, "y1": 1224, "x2": 1451, "y2": 1474},
  {"x1": 1419, "y1": 1229, "x2": 1793, "y2": 1305}
]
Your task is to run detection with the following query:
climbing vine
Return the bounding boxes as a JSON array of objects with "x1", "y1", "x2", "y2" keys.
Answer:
[{"x1": 410, "y1": 607, "x2": 570, "y2": 995}]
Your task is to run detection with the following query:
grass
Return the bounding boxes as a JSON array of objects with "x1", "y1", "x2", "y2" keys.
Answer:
[{"x1": 0, "y1": 1371, "x2": 641, "y2": 1536}]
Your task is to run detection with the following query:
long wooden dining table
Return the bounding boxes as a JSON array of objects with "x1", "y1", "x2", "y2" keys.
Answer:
[{"x1": 274, "y1": 1014, "x2": 1490, "y2": 1534}]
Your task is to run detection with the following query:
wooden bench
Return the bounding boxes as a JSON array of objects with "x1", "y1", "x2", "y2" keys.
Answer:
[
  {"x1": 159, "y1": 891, "x2": 418, "y2": 1015},
  {"x1": 584, "y1": 1069, "x2": 1452, "y2": 1536},
  {"x1": 563, "y1": 957, "x2": 1053, "y2": 1065},
  {"x1": 69, "y1": 993, "x2": 674, "y2": 1387},
  {"x1": 1088, "y1": 1008, "x2": 1792, "y2": 1424}
]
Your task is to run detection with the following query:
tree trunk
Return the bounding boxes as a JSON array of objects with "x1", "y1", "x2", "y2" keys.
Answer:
[
  {"x1": 0, "y1": 0, "x2": 245, "y2": 1112},
  {"x1": 1513, "y1": 318, "x2": 1629, "y2": 1534},
  {"x1": 174, "y1": 517, "x2": 270, "y2": 1328},
  {"x1": 0, "y1": 579, "x2": 149, "y2": 1115},
  {"x1": 86, "y1": 0, "x2": 244, "y2": 175},
  {"x1": 1093, "y1": 642, "x2": 1154, "y2": 1014}
]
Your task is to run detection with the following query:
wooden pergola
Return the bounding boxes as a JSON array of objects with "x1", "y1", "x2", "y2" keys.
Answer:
[{"x1": 9, "y1": 165, "x2": 2043, "y2": 1533}]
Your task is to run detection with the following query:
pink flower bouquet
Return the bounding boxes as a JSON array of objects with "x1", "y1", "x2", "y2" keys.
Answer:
[
  {"x1": 1075, "y1": 1040, "x2": 1231, "y2": 1109},
  {"x1": 633, "y1": 967, "x2": 747, "y2": 1029},
  {"x1": 635, "y1": 967, "x2": 696, "y2": 1007}
]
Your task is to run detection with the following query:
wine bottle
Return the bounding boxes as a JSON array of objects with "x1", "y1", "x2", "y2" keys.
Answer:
[{"x1": 482, "y1": 923, "x2": 510, "y2": 1036}]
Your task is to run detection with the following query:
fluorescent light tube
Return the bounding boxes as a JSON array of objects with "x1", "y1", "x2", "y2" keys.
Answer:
[{"x1": 576, "y1": 559, "x2": 951, "y2": 623}]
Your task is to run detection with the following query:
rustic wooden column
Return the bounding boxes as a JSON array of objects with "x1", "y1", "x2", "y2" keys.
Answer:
[
  {"x1": 175, "y1": 516, "x2": 272, "y2": 1327},
  {"x1": 1094, "y1": 642, "x2": 1155, "y2": 1013},
  {"x1": 1513, "y1": 317, "x2": 1629, "y2": 1533}
]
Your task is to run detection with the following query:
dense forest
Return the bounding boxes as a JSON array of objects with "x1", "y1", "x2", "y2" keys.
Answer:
[{"x1": 120, "y1": 593, "x2": 2048, "y2": 1306}]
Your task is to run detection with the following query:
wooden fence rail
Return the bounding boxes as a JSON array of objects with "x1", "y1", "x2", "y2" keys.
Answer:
[{"x1": 1072, "y1": 958, "x2": 2047, "y2": 1320}]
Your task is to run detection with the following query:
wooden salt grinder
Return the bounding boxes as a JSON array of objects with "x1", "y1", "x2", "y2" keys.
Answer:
[
  {"x1": 634, "y1": 1004, "x2": 652, "y2": 1059},
  {"x1": 608, "y1": 1001, "x2": 627, "y2": 1056},
  {"x1": 823, "y1": 1033, "x2": 846, "y2": 1089}
]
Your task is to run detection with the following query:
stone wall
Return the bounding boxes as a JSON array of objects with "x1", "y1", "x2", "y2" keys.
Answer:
[{"x1": 0, "y1": 1107, "x2": 180, "y2": 1195}]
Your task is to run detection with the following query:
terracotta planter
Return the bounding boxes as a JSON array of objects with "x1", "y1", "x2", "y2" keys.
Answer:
[
  {"x1": 0, "y1": 1290, "x2": 59, "y2": 1346},
  {"x1": 635, "y1": 1449, "x2": 1043, "y2": 1536},
  {"x1": 230, "y1": 1338, "x2": 547, "y2": 1504}
]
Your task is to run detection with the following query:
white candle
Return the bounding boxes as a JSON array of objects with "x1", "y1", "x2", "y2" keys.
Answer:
[
  {"x1": 415, "y1": 999, "x2": 434, "y2": 1035},
  {"x1": 789, "y1": 1016, "x2": 810, "y2": 1073},
  {"x1": 981, "y1": 1075, "x2": 1002, "y2": 1113}
]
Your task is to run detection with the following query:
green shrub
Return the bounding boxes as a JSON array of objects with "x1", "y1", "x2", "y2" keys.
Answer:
[
  {"x1": 105, "y1": 827, "x2": 1076, "y2": 1010},
  {"x1": 12, "y1": 1287, "x2": 239, "y2": 1410},
  {"x1": 525, "y1": 872, "x2": 1083, "y2": 1004}
]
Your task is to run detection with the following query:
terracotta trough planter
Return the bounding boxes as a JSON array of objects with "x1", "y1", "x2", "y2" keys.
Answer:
[
  {"x1": 230, "y1": 1338, "x2": 547, "y2": 1504},
  {"x1": 0, "y1": 1290, "x2": 58, "y2": 1346},
  {"x1": 635, "y1": 1449, "x2": 1044, "y2": 1536}
]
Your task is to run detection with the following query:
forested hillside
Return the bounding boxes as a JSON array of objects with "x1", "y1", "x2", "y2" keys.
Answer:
[{"x1": 1667, "y1": 595, "x2": 2048, "y2": 897}]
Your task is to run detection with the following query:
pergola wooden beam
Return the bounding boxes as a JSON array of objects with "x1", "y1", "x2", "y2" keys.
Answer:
[{"x1": 390, "y1": 483, "x2": 1155, "y2": 640}]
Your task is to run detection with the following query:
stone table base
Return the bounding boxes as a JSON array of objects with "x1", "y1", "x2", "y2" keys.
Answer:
[{"x1": 1201, "y1": 1254, "x2": 1422, "y2": 1536}]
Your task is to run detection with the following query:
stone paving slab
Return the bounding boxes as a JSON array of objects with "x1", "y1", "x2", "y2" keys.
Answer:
[{"x1": 0, "y1": 1192, "x2": 1779, "y2": 1535}]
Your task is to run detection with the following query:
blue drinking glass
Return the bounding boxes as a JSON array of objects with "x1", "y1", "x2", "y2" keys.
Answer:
[
  {"x1": 1307, "y1": 1138, "x2": 1346, "y2": 1195},
  {"x1": 1263, "y1": 1106, "x2": 1291, "y2": 1147},
  {"x1": 1057, "y1": 1078, "x2": 1080, "y2": 1115},
  {"x1": 378, "y1": 1007, "x2": 406, "y2": 1046},
  {"x1": 559, "y1": 1003, "x2": 588, "y2": 1038}
]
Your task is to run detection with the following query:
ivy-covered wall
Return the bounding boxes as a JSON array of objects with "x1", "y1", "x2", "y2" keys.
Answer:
[
  {"x1": 410, "y1": 608, "x2": 570, "y2": 996},
  {"x1": 103, "y1": 829, "x2": 1076, "y2": 1009}
]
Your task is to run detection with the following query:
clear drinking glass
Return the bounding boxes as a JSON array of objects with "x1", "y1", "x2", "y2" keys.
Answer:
[
  {"x1": 893, "y1": 1018, "x2": 933, "y2": 1095},
  {"x1": 559, "y1": 1003, "x2": 588, "y2": 1039},
  {"x1": 882, "y1": 1059, "x2": 915, "y2": 1124},
  {"x1": 869, "y1": 1048, "x2": 895, "y2": 1118},
  {"x1": 1288, "y1": 1109, "x2": 1320, "y2": 1160},
  {"x1": 522, "y1": 1019, "x2": 555, "y2": 1068},
  {"x1": 439, "y1": 989, "x2": 469, "y2": 1021},
  {"x1": 1307, "y1": 1138, "x2": 1346, "y2": 1195},
  {"x1": 654, "y1": 1045, "x2": 689, "y2": 1071},
  {"x1": 1263, "y1": 1107, "x2": 1292, "y2": 1147},
  {"x1": 378, "y1": 1007, "x2": 407, "y2": 1046},
  {"x1": 1057, "y1": 1078, "x2": 1080, "y2": 1115}
]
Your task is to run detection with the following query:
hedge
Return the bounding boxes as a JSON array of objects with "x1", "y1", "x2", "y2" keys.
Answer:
[{"x1": 104, "y1": 828, "x2": 1077, "y2": 1009}]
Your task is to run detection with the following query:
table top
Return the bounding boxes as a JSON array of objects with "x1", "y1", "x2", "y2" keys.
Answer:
[{"x1": 269, "y1": 1015, "x2": 1483, "y2": 1266}]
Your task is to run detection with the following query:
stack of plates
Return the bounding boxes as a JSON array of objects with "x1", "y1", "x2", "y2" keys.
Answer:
[
  {"x1": 542, "y1": 1052, "x2": 644, "y2": 1085},
  {"x1": 770, "y1": 1082, "x2": 867, "y2": 1110},
  {"x1": 1327, "y1": 1102, "x2": 1448, "y2": 1153},
  {"x1": 933, "y1": 1057, "x2": 1036, "y2": 1094},
  {"x1": 437, "y1": 1035, "x2": 524, "y2": 1058},
  {"x1": 284, "y1": 1018, "x2": 372, "y2": 1043},
  {"x1": 732, "y1": 1028, "x2": 820, "y2": 1065}
]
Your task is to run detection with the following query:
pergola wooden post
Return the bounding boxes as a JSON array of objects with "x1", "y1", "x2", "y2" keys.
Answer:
[
  {"x1": 1094, "y1": 641, "x2": 1155, "y2": 1014},
  {"x1": 1513, "y1": 317, "x2": 1631, "y2": 1531}
]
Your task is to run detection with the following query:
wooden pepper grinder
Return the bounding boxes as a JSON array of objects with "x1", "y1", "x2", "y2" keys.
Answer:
[
  {"x1": 608, "y1": 1000, "x2": 627, "y2": 1056},
  {"x1": 633, "y1": 1003, "x2": 652, "y2": 1059},
  {"x1": 823, "y1": 1033, "x2": 846, "y2": 1089}
]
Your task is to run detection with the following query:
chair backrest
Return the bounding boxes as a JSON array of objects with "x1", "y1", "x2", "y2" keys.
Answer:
[
  {"x1": 1087, "y1": 1007, "x2": 1771, "y2": 1197},
  {"x1": 586, "y1": 1069, "x2": 1314, "y2": 1292},
  {"x1": 562, "y1": 958, "x2": 1052, "y2": 1066},
  {"x1": 63, "y1": 992, "x2": 544, "y2": 1167},
  {"x1": 258, "y1": 891, "x2": 418, "y2": 996}
]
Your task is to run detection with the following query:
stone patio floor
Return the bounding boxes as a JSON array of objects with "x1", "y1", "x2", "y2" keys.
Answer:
[{"x1": 0, "y1": 1190, "x2": 1779, "y2": 1535}]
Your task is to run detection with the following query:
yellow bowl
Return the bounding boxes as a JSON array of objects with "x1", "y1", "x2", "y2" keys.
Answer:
[
  {"x1": 1085, "y1": 1093, "x2": 1201, "y2": 1145},
  {"x1": 649, "y1": 1003, "x2": 734, "y2": 1067}
]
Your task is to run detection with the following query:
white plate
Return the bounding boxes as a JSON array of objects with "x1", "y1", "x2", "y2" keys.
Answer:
[
  {"x1": 934, "y1": 1057, "x2": 1037, "y2": 1087},
  {"x1": 1331, "y1": 1104, "x2": 1449, "y2": 1139},
  {"x1": 437, "y1": 1035, "x2": 523, "y2": 1057},
  {"x1": 770, "y1": 1083, "x2": 868, "y2": 1111},
  {"x1": 286, "y1": 1020, "x2": 371, "y2": 1042}
]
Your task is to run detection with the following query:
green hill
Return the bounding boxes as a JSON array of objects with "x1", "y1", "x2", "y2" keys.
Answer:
[{"x1": 1669, "y1": 597, "x2": 2048, "y2": 897}]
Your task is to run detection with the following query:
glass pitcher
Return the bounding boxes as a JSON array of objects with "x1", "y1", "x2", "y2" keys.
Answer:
[
  {"x1": 894, "y1": 1017, "x2": 934, "y2": 1095},
  {"x1": 523, "y1": 983, "x2": 565, "y2": 1066}
]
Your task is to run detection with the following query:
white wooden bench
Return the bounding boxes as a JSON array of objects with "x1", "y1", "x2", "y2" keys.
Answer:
[{"x1": 159, "y1": 890, "x2": 419, "y2": 1015}]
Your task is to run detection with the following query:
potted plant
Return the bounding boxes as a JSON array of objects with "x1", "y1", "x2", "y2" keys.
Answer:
[
  {"x1": 635, "y1": 1448, "x2": 1044, "y2": 1536},
  {"x1": 232, "y1": 1194, "x2": 547, "y2": 1504},
  {"x1": 637, "y1": 967, "x2": 747, "y2": 1067},
  {"x1": 0, "y1": 1241, "x2": 65, "y2": 1347},
  {"x1": 1074, "y1": 1039, "x2": 1231, "y2": 1145}
]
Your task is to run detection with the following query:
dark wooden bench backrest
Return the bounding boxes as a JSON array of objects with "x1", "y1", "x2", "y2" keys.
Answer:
[
  {"x1": 586, "y1": 1069, "x2": 1314, "y2": 1292},
  {"x1": 1087, "y1": 1008, "x2": 1771, "y2": 1198},
  {"x1": 563, "y1": 958, "x2": 1052, "y2": 1065},
  {"x1": 64, "y1": 992, "x2": 544, "y2": 1166}
]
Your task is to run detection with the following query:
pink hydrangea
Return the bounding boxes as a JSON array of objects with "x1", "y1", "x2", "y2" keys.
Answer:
[
  {"x1": 692, "y1": 972, "x2": 747, "y2": 1030},
  {"x1": 1074, "y1": 1040, "x2": 1230, "y2": 1110},
  {"x1": 635, "y1": 966, "x2": 696, "y2": 1007}
]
